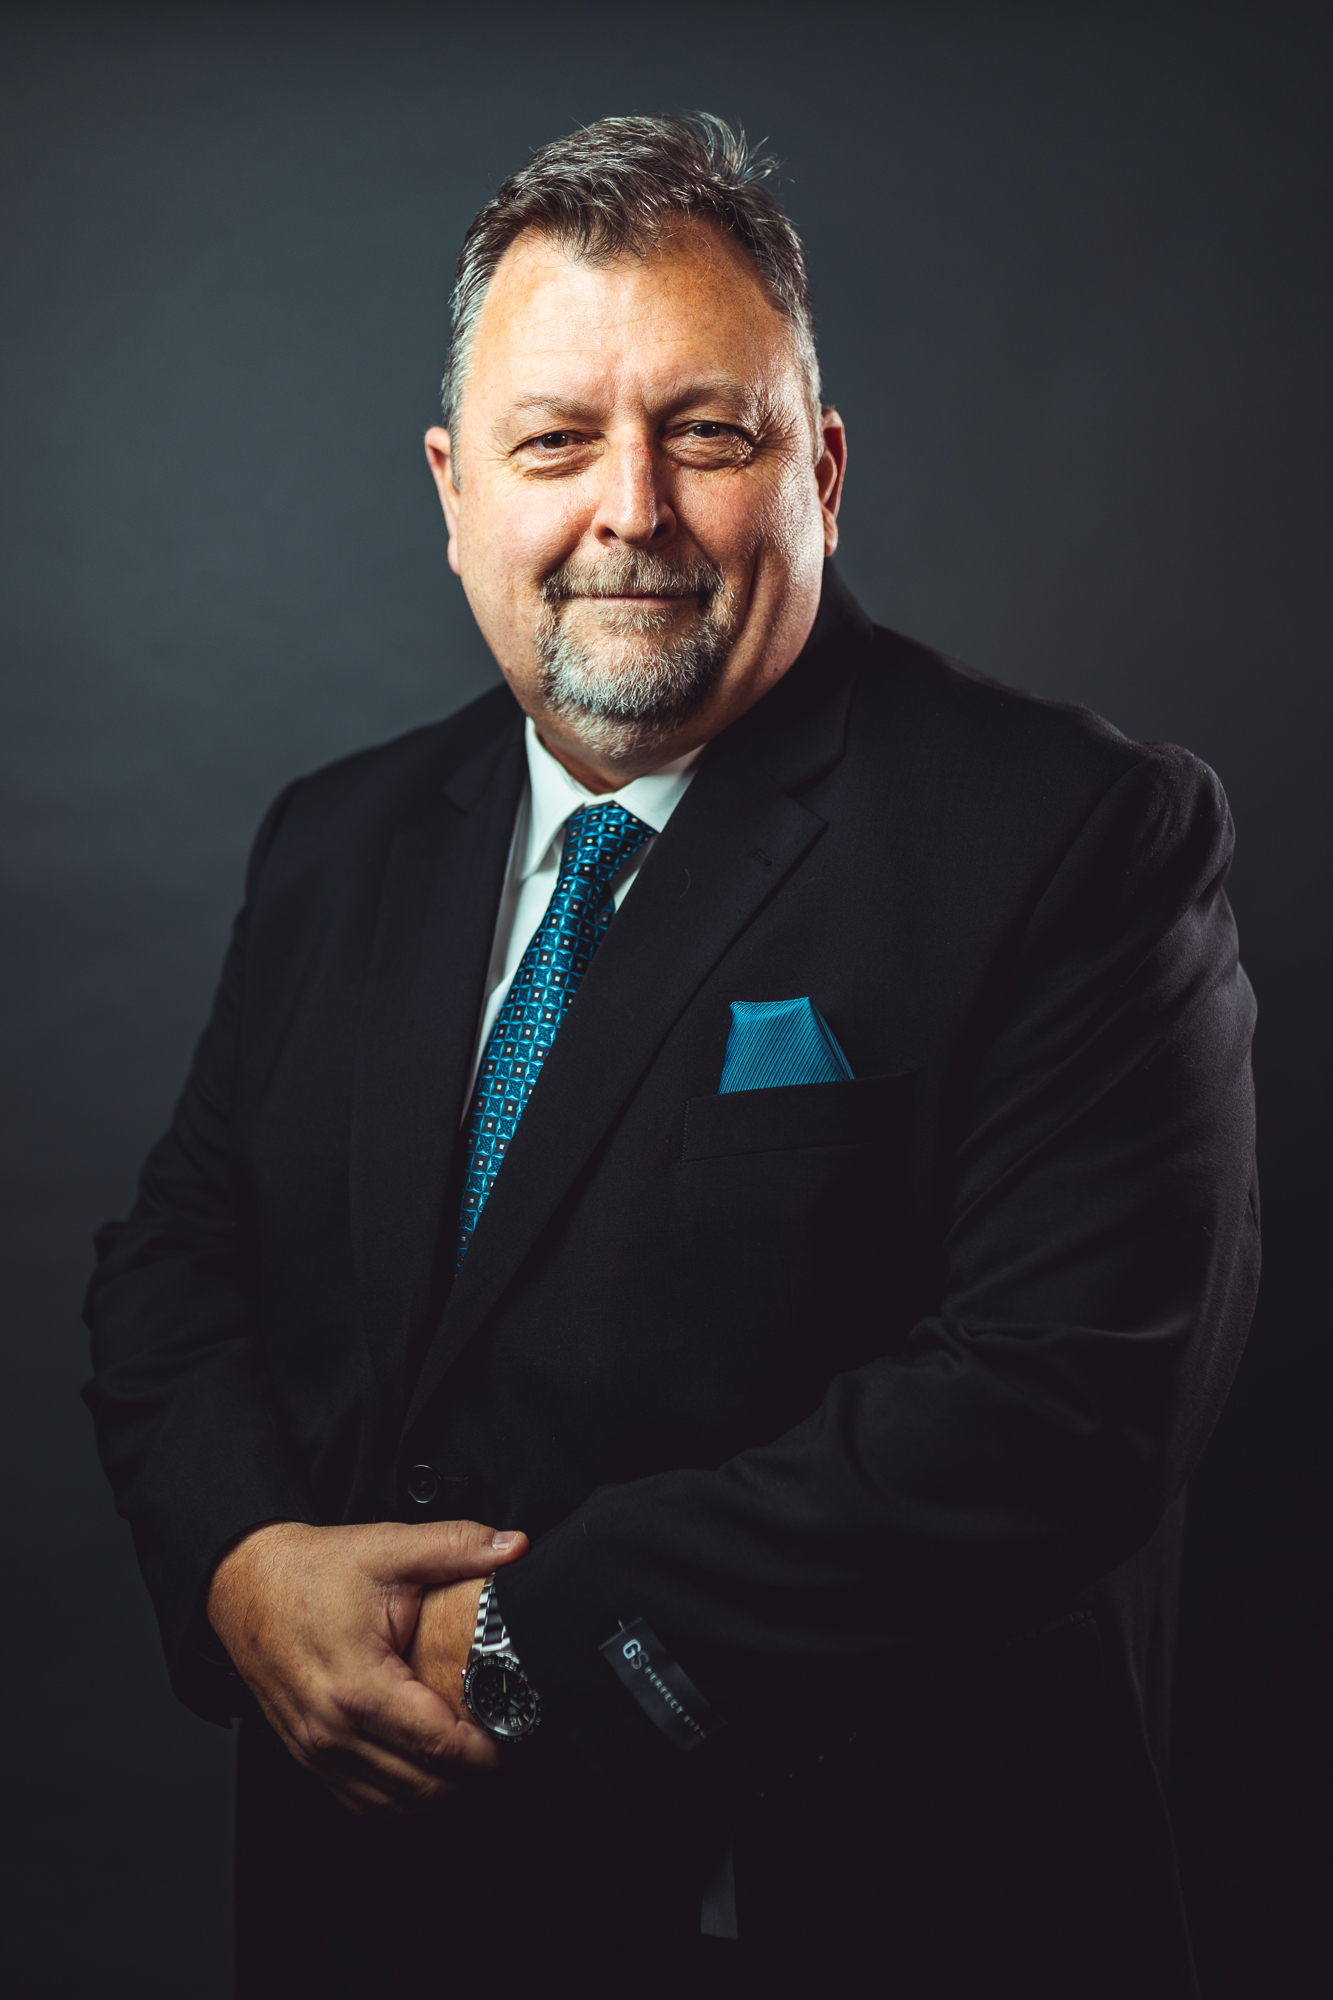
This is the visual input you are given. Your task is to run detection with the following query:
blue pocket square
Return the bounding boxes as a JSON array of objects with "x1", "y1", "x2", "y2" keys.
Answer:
[{"x1": 719, "y1": 998, "x2": 855, "y2": 1093}]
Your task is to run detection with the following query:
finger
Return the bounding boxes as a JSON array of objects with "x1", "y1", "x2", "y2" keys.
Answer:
[
  {"x1": 370, "y1": 1519, "x2": 530, "y2": 1590},
  {"x1": 260, "y1": 1652, "x2": 497, "y2": 1803},
  {"x1": 309, "y1": 1738, "x2": 462, "y2": 1812},
  {"x1": 347, "y1": 1660, "x2": 502, "y2": 1777},
  {"x1": 373, "y1": 1690, "x2": 501, "y2": 1777},
  {"x1": 322, "y1": 1763, "x2": 455, "y2": 1815},
  {"x1": 281, "y1": 1700, "x2": 469, "y2": 1809},
  {"x1": 319, "y1": 1764, "x2": 424, "y2": 1815}
]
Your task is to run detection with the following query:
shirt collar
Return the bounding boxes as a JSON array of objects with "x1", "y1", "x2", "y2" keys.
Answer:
[{"x1": 521, "y1": 717, "x2": 702, "y2": 880}]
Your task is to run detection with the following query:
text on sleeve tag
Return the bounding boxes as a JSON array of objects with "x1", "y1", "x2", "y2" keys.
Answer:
[{"x1": 599, "y1": 1618, "x2": 725, "y2": 1754}]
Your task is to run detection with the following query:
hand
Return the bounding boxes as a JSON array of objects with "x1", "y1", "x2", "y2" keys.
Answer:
[
  {"x1": 405, "y1": 1572, "x2": 488, "y2": 1723},
  {"x1": 207, "y1": 1518, "x2": 529, "y2": 1814}
]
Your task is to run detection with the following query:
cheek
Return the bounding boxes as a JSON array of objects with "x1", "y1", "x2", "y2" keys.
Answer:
[
  {"x1": 686, "y1": 459, "x2": 820, "y2": 570},
  {"x1": 769, "y1": 477, "x2": 824, "y2": 573},
  {"x1": 459, "y1": 483, "x2": 589, "y2": 606},
  {"x1": 694, "y1": 470, "x2": 825, "y2": 667},
  {"x1": 755, "y1": 461, "x2": 827, "y2": 589}
]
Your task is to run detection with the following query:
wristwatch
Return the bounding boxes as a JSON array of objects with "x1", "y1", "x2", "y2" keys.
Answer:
[{"x1": 462, "y1": 1573, "x2": 541, "y2": 1742}]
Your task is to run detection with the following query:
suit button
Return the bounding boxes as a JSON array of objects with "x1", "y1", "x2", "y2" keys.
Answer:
[{"x1": 406, "y1": 1464, "x2": 439, "y2": 1507}]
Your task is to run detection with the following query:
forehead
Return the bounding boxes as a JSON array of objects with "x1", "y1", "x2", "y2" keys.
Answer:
[{"x1": 465, "y1": 222, "x2": 803, "y2": 416}]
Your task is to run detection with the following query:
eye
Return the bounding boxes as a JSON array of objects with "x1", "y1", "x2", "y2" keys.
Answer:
[
  {"x1": 531, "y1": 431, "x2": 577, "y2": 450},
  {"x1": 667, "y1": 420, "x2": 755, "y2": 467}
]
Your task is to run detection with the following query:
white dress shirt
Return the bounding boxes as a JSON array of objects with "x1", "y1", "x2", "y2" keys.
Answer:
[{"x1": 463, "y1": 718, "x2": 702, "y2": 1111}]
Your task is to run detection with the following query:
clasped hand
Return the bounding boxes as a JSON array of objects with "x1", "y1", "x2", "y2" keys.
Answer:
[{"x1": 207, "y1": 1517, "x2": 528, "y2": 1814}]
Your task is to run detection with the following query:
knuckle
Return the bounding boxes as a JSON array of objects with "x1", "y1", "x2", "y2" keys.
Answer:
[
  {"x1": 299, "y1": 1713, "x2": 344, "y2": 1760},
  {"x1": 413, "y1": 1726, "x2": 451, "y2": 1765},
  {"x1": 445, "y1": 1517, "x2": 489, "y2": 1548},
  {"x1": 327, "y1": 1677, "x2": 370, "y2": 1724}
]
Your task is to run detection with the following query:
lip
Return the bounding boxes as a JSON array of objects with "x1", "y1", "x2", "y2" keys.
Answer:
[{"x1": 573, "y1": 592, "x2": 695, "y2": 605}]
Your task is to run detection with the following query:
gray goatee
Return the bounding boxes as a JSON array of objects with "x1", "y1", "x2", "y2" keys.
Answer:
[{"x1": 537, "y1": 550, "x2": 736, "y2": 762}]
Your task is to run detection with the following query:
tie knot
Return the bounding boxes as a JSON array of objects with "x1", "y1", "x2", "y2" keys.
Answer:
[{"x1": 558, "y1": 801, "x2": 653, "y2": 890}]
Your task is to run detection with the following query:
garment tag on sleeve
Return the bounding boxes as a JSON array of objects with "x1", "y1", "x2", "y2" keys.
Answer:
[{"x1": 600, "y1": 1619, "x2": 725, "y2": 1754}]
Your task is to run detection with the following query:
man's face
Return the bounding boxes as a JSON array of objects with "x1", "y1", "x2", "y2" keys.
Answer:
[{"x1": 425, "y1": 222, "x2": 846, "y2": 787}]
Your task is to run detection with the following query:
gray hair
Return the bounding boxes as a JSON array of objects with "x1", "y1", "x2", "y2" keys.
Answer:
[{"x1": 440, "y1": 112, "x2": 821, "y2": 452}]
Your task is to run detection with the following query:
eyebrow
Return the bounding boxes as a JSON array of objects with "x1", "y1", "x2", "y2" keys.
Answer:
[{"x1": 503, "y1": 378, "x2": 759, "y2": 425}]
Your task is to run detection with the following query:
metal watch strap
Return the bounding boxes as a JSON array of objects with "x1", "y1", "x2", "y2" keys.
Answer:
[{"x1": 470, "y1": 1572, "x2": 516, "y2": 1662}]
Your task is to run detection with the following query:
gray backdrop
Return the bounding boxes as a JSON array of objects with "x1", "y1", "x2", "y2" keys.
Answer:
[{"x1": 2, "y1": 4, "x2": 1327, "y2": 1994}]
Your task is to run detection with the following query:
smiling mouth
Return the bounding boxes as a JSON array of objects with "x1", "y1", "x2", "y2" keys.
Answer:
[{"x1": 542, "y1": 552, "x2": 727, "y2": 612}]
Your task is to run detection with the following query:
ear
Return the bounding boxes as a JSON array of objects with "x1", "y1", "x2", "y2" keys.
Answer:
[
  {"x1": 424, "y1": 427, "x2": 462, "y2": 576},
  {"x1": 815, "y1": 408, "x2": 847, "y2": 558}
]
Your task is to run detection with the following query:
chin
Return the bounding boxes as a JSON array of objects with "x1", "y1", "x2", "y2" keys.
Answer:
[{"x1": 548, "y1": 704, "x2": 695, "y2": 768}]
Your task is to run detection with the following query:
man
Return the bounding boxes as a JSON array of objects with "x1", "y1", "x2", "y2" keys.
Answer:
[{"x1": 85, "y1": 114, "x2": 1258, "y2": 1999}]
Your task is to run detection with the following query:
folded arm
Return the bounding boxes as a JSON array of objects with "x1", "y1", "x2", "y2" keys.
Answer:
[{"x1": 82, "y1": 787, "x2": 522, "y2": 1801}]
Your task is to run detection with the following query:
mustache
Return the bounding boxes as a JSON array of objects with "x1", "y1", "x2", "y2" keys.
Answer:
[{"x1": 541, "y1": 550, "x2": 726, "y2": 607}]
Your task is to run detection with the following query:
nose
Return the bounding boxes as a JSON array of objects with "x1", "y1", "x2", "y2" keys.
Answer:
[{"x1": 590, "y1": 435, "x2": 675, "y2": 546}]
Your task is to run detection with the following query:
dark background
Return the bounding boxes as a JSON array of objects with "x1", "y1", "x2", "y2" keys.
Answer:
[{"x1": 1, "y1": 3, "x2": 1327, "y2": 1993}]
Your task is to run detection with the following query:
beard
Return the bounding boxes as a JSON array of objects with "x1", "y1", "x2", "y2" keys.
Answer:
[{"x1": 536, "y1": 549, "x2": 738, "y2": 763}]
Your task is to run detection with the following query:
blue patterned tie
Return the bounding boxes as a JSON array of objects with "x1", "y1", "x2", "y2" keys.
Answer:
[{"x1": 455, "y1": 800, "x2": 653, "y2": 1266}]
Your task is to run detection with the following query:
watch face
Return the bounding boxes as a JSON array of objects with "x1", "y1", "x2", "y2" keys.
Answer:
[{"x1": 464, "y1": 1656, "x2": 541, "y2": 1741}]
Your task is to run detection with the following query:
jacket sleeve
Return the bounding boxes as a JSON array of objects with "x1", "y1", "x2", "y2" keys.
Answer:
[
  {"x1": 83, "y1": 784, "x2": 320, "y2": 1722},
  {"x1": 494, "y1": 745, "x2": 1260, "y2": 1782}
]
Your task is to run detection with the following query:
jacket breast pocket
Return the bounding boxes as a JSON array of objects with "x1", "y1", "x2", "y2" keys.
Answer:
[
  {"x1": 682, "y1": 1071, "x2": 915, "y2": 1162},
  {"x1": 676, "y1": 1073, "x2": 918, "y2": 1405}
]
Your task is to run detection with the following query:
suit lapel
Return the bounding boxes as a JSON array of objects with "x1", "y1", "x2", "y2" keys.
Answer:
[
  {"x1": 350, "y1": 718, "x2": 525, "y2": 1415},
  {"x1": 402, "y1": 577, "x2": 871, "y2": 1440}
]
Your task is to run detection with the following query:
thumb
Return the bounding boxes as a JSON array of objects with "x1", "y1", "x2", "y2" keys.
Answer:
[{"x1": 382, "y1": 1518, "x2": 529, "y2": 1587}]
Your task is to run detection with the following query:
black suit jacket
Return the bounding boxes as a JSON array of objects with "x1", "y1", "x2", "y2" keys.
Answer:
[{"x1": 85, "y1": 570, "x2": 1258, "y2": 1996}]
